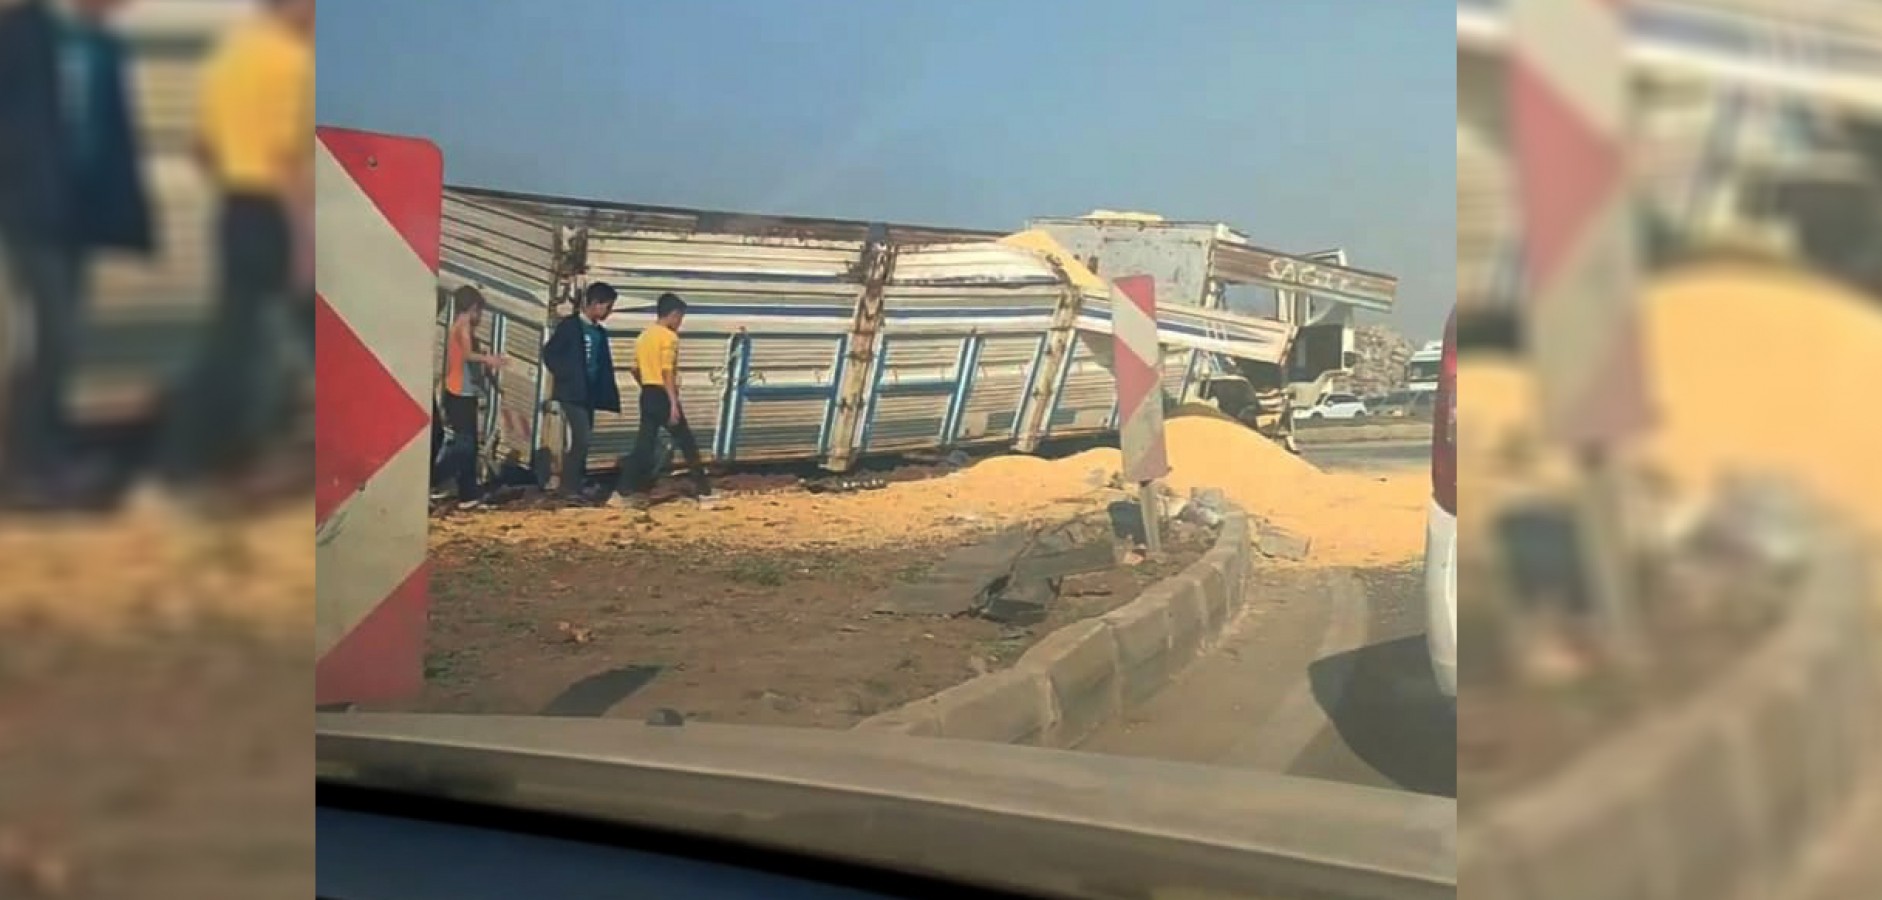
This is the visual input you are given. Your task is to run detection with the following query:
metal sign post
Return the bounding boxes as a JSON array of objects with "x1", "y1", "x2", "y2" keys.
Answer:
[
  {"x1": 1511, "y1": 0, "x2": 1658, "y2": 667},
  {"x1": 1112, "y1": 275, "x2": 1170, "y2": 553}
]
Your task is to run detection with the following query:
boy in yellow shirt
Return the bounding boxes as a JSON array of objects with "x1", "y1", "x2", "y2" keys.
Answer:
[
  {"x1": 150, "y1": 0, "x2": 313, "y2": 505},
  {"x1": 615, "y1": 292, "x2": 711, "y2": 510}
]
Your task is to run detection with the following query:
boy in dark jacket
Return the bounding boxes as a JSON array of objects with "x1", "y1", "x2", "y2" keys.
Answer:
[
  {"x1": 542, "y1": 282, "x2": 621, "y2": 499},
  {"x1": 0, "y1": 0, "x2": 153, "y2": 505}
]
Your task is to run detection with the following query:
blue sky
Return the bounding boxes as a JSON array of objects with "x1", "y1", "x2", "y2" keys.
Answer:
[{"x1": 318, "y1": 0, "x2": 1455, "y2": 339}]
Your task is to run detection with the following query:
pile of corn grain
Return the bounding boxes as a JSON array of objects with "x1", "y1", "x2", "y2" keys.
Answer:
[
  {"x1": 444, "y1": 415, "x2": 1427, "y2": 567},
  {"x1": 1463, "y1": 262, "x2": 1882, "y2": 539}
]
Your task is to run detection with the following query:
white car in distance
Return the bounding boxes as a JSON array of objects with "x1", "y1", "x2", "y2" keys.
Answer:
[{"x1": 1296, "y1": 392, "x2": 1369, "y2": 421}]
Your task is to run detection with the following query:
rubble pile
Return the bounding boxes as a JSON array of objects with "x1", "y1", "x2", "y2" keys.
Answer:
[{"x1": 1350, "y1": 323, "x2": 1414, "y2": 397}]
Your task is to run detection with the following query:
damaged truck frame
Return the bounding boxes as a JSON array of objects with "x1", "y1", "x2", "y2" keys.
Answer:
[{"x1": 436, "y1": 188, "x2": 1398, "y2": 484}]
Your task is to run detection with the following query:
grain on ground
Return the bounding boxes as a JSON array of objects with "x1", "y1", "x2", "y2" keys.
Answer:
[
  {"x1": 0, "y1": 504, "x2": 313, "y2": 635},
  {"x1": 441, "y1": 415, "x2": 1425, "y2": 567}
]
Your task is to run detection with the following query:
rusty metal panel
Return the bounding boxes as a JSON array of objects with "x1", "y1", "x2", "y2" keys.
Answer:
[
  {"x1": 890, "y1": 243, "x2": 1063, "y2": 286},
  {"x1": 865, "y1": 336, "x2": 965, "y2": 452},
  {"x1": 882, "y1": 243, "x2": 1063, "y2": 337},
  {"x1": 734, "y1": 398, "x2": 829, "y2": 460},
  {"x1": 825, "y1": 233, "x2": 894, "y2": 471},
  {"x1": 877, "y1": 337, "x2": 962, "y2": 378},
  {"x1": 1049, "y1": 339, "x2": 1128, "y2": 436},
  {"x1": 586, "y1": 232, "x2": 864, "y2": 282},
  {"x1": 882, "y1": 284, "x2": 1061, "y2": 336},
  {"x1": 441, "y1": 192, "x2": 561, "y2": 316},
  {"x1": 955, "y1": 336, "x2": 1038, "y2": 443},
  {"x1": 583, "y1": 230, "x2": 862, "y2": 354},
  {"x1": 746, "y1": 336, "x2": 844, "y2": 381},
  {"x1": 866, "y1": 391, "x2": 952, "y2": 451},
  {"x1": 616, "y1": 287, "x2": 855, "y2": 337},
  {"x1": 446, "y1": 185, "x2": 1004, "y2": 246},
  {"x1": 492, "y1": 318, "x2": 544, "y2": 466},
  {"x1": 1077, "y1": 291, "x2": 1295, "y2": 367},
  {"x1": 731, "y1": 334, "x2": 846, "y2": 460},
  {"x1": 1207, "y1": 243, "x2": 1399, "y2": 312},
  {"x1": 1028, "y1": 219, "x2": 1219, "y2": 308}
]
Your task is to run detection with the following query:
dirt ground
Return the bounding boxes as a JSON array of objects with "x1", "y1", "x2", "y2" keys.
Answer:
[
  {"x1": 411, "y1": 513, "x2": 1215, "y2": 727},
  {"x1": 0, "y1": 621, "x2": 311, "y2": 899},
  {"x1": 1454, "y1": 537, "x2": 1786, "y2": 807}
]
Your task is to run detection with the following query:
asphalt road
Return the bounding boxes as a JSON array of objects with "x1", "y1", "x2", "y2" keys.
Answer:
[
  {"x1": 1300, "y1": 439, "x2": 1429, "y2": 473},
  {"x1": 1078, "y1": 563, "x2": 1456, "y2": 798}
]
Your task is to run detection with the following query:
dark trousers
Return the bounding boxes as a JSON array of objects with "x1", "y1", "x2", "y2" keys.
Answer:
[
  {"x1": 561, "y1": 402, "x2": 594, "y2": 496},
  {"x1": 440, "y1": 392, "x2": 480, "y2": 501},
  {"x1": 158, "y1": 193, "x2": 290, "y2": 486},
  {"x1": 0, "y1": 235, "x2": 81, "y2": 482},
  {"x1": 622, "y1": 386, "x2": 707, "y2": 497}
]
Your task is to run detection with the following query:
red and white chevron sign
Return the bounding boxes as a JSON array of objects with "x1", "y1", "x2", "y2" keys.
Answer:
[
  {"x1": 1111, "y1": 274, "x2": 1169, "y2": 484},
  {"x1": 1511, "y1": 0, "x2": 1656, "y2": 446},
  {"x1": 314, "y1": 127, "x2": 442, "y2": 706}
]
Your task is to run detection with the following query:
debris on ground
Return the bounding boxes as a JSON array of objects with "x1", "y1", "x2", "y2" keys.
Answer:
[
  {"x1": 1254, "y1": 522, "x2": 1313, "y2": 561},
  {"x1": 804, "y1": 477, "x2": 888, "y2": 494},
  {"x1": 555, "y1": 621, "x2": 595, "y2": 644},
  {"x1": 1182, "y1": 487, "x2": 1230, "y2": 527},
  {"x1": 420, "y1": 518, "x2": 1212, "y2": 725},
  {"x1": 873, "y1": 528, "x2": 1033, "y2": 616}
]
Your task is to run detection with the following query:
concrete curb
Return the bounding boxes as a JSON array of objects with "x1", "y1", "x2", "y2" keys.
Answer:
[
  {"x1": 1294, "y1": 422, "x2": 1432, "y2": 445},
  {"x1": 855, "y1": 508, "x2": 1254, "y2": 747},
  {"x1": 1461, "y1": 518, "x2": 1881, "y2": 899}
]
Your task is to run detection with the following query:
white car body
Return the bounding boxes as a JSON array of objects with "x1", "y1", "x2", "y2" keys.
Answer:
[
  {"x1": 1424, "y1": 314, "x2": 1457, "y2": 700},
  {"x1": 1425, "y1": 497, "x2": 1457, "y2": 698},
  {"x1": 1297, "y1": 393, "x2": 1369, "y2": 421}
]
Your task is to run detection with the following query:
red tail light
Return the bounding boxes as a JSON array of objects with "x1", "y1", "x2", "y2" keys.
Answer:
[{"x1": 1432, "y1": 311, "x2": 1457, "y2": 515}]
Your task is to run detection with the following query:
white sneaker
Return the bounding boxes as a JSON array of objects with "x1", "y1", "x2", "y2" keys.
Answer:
[{"x1": 455, "y1": 498, "x2": 484, "y2": 512}]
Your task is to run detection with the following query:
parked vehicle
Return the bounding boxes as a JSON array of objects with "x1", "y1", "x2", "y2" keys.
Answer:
[
  {"x1": 1405, "y1": 339, "x2": 1443, "y2": 395},
  {"x1": 1425, "y1": 311, "x2": 1458, "y2": 699},
  {"x1": 1296, "y1": 392, "x2": 1368, "y2": 421}
]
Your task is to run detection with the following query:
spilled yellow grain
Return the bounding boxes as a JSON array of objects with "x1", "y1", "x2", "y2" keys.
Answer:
[
  {"x1": 1645, "y1": 264, "x2": 1882, "y2": 536},
  {"x1": 0, "y1": 504, "x2": 314, "y2": 634},
  {"x1": 1461, "y1": 262, "x2": 1882, "y2": 540},
  {"x1": 443, "y1": 415, "x2": 1428, "y2": 567}
]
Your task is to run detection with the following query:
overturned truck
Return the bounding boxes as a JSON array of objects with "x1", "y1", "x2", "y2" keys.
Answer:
[{"x1": 436, "y1": 188, "x2": 1397, "y2": 481}]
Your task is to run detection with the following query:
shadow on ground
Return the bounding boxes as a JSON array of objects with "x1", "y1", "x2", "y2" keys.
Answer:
[{"x1": 1307, "y1": 635, "x2": 1457, "y2": 798}]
